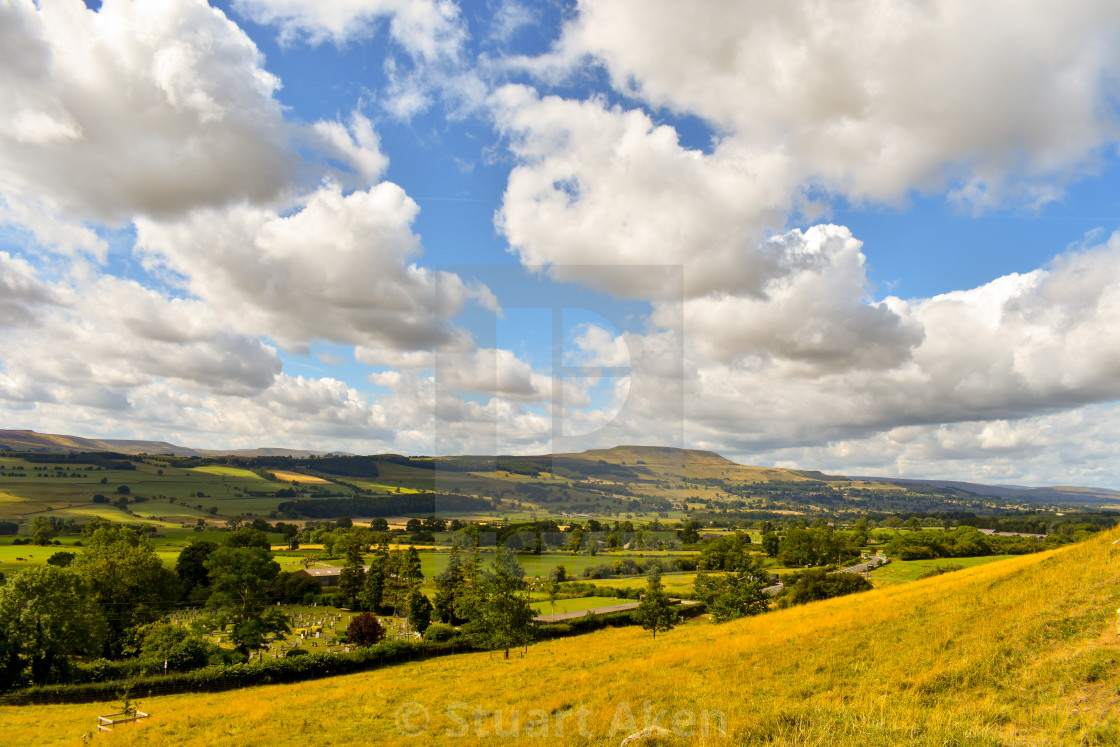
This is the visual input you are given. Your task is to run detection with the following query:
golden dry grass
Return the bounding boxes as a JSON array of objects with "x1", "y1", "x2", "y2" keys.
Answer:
[
  {"x1": 4, "y1": 530, "x2": 1119, "y2": 746},
  {"x1": 268, "y1": 471, "x2": 333, "y2": 485}
]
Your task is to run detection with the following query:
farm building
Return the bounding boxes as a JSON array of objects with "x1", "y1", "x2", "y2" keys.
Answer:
[{"x1": 293, "y1": 566, "x2": 370, "y2": 587}]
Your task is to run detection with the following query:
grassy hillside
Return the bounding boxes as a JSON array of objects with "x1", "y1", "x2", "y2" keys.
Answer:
[
  {"x1": 1, "y1": 434, "x2": 1091, "y2": 524},
  {"x1": 4, "y1": 529, "x2": 1117, "y2": 745}
]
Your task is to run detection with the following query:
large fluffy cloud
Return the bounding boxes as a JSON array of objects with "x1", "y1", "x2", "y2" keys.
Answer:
[
  {"x1": 0, "y1": 251, "x2": 64, "y2": 327},
  {"x1": 497, "y1": 1, "x2": 1120, "y2": 298},
  {"x1": 0, "y1": 274, "x2": 282, "y2": 413},
  {"x1": 135, "y1": 182, "x2": 489, "y2": 352},
  {"x1": 660, "y1": 225, "x2": 923, "y2": 373},
  {"x1": 549, "y1": 0, "x2": 1120, "y2": 206},
  {"x1": 0, "y1": 0, "x2": 295, "y2": 225},
  {"x1": 494, "y1": 86, "x2": 795, "y2": 298},
  {"x1": 653, "y1": 230, "x2": 1120, "y2": 455}
]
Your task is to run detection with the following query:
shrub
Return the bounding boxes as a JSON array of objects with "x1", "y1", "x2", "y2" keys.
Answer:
[
  {"x1": 46, "y1": 552, "x2": 75, "y2": 567},
  {"x1": 346, "y1": 612, "x2": 386, "y2": 647},
  {"x1": 422, "y1": 623, "x2": 458, "y2": 642},
  {"x1": 777, "y1": 569, "x2": 872, "y2": 607},
  {"x1": 898, "y1": 545, "x2": 935, "y2": 560}
]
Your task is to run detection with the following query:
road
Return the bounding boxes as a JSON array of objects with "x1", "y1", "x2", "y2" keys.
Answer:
[
  {"x1": 837, "y1": 556, "x2": 886, "y2": 574},
  {"x1": 533, "y1": 599, "x2": 698, "y2": 623}
]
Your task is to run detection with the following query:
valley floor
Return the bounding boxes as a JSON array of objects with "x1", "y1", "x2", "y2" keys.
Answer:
[{"x1": 3, "y1": 531, "x2": 1118, "y2": 746}]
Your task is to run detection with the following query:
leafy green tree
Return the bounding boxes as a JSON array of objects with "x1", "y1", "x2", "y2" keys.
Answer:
[
  {"x1": 282, "y1": 523, "x2": 300, "y2": 550},
  {"x1": 761, "y1": 532, "x2": 780, "y2": 558},
  {"x1": 71, "y1": 522, "x2": 178, "y2": 658},
  {"x1": 270, "y1": 571, "x2": 322, "y2": 604},
  {"x1": 29, "y1": 516, "x2": 57, "y2": 546},
  {"x1": 433, "y1": 544, "x2": 466, "y2": 623},
  {"x1": 407, "y1": 589, "x2": 434, "y2": 635},
  {"x1": 133, "y1": 620, "x2": 219, "y2": 671},
  {"x1": 458, "y1": 546, "x2": 533, "y2": 659},
  {"x1": 777, "y1": 569, "x2": 872, "y2": 608},
  {"x1": 633, "y1": 568, "x2": 677, "y2": 639},
  {"x1": 338, "y1": 533, "x2": 368, "y2": 608},
  {"x1": 382, "y1": 546, "x2": 424, "y2": 616},
  {"x1": 0, "y1": 566, "x2": 106, "y2": 686},
  {"x1": 700, "y1": 531, "x2": 756, "y2": 571},
  {"x1": 567, "y1": 528, "x2": 585, "y2": 553},
  {"x1": 176, "y1": 540, "x2": 218, "y2": 603},
  {"x1": 360, "y1": 548, "x2": 388, "y2": 612},
  {"x1": 404, "y1": 546, "x2": 423, "y2": 580},
  {"x1": 321, "y1": 530, "x2": 339, "y2": 558},
  {"x1": 545, "y1": 566, "x2": 564, "y2": 615},
  {"x1": 677, "y1": 521, "x2": 701, "y2": 545},
  {"x1": 223, "y1": 527, "x2": 271, "y2": 549},
  {"x1": 205, "y1": 545, "x2": 288, "y2": 655},
  {"x1": 777, "y1": 526, "x2": 846, "y2": 567},
  {"x1": 693, "y1": 555, "x2": 771, "y2": 622},
  {"x1": 379, "y1": 551, "x2": 408, "y2": 615},
  {"x1": 46, "y1": 551, "x2": 75, "y2": 568}
]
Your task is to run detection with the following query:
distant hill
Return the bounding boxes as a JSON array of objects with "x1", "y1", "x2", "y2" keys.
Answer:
[
  {"x1": 0, "y1": 429, "x2": 333, "y2": 458},
  {"x1": 854, "y1": 475, "x2": 1120, "y2": 507},
  {"x1": 1, "y1": 430, "x2": 1115, "y2": 507}
]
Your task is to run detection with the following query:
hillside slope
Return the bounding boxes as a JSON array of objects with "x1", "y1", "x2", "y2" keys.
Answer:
[
  {"x1": 5, "y1": 530, "x2": 1118, "y2": 745},
  {"x1": 562, "y1": 444, "x2": 814, "y2": 483},
  {"x1": 855, "y1": 474, "x2": 1120, "y2": 507},
  {"x1": 0, "y1": 430, "x2": 329, "y2": 458},
  {"x1": 4, "y1": 431, "x2": 1115, "y2": 510}
]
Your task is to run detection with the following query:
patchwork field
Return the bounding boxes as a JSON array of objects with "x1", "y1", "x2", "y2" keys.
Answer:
[{"x1": 0, "y1": 457, "x2": 300, "y2": 523}]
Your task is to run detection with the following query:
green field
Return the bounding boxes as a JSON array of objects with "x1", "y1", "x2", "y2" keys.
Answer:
[
  {"x1": 188, "y1": 466, "x2": 267, "y2": 480},
  {"x1": 529, "y1": 595, "x2": 627, "y2": 616},
  {"x1": 868, "y1": 554, "x2": 1018, "y2": 585},
  {"x1": 568, "y1": 571, "x2": 698, "y2": 596}
]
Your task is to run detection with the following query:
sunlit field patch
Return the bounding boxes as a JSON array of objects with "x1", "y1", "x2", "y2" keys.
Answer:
[
  {"x1": 269, "y1": 471, "x2": 333, "y2": 484},
  {"x1": 188, "y1": 466, "x2": 266, "y2": 480}
]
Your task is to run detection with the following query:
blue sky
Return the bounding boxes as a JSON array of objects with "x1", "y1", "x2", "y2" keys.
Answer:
[{"x1": 5, "y1": 0, "x2": 1120, "y2": 487}]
